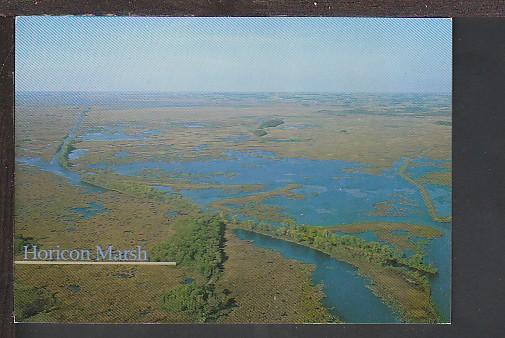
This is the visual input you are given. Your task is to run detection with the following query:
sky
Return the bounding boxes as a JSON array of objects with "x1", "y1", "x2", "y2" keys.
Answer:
[{"x1": 15, "y1": 17, "x2": 452, "y2": 93}]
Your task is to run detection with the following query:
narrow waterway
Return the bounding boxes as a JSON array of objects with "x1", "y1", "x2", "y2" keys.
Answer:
[
  {"x1": 17, "y1": 108, "x2": 103, "y2": 192},
  {"x1": 16, "y1": 108, "x2": 449, "y2": 323},
  {"x1": 234, "y1": 228, "x2": 401, "y2": 323}
]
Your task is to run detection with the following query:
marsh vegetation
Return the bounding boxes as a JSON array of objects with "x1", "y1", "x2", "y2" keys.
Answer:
[
  {"x1": 15, "y1": 92, "x2": 451, "y2": 323},
  {"x1": 151, "y1": 215, "x2": 236, "y2": 322}
]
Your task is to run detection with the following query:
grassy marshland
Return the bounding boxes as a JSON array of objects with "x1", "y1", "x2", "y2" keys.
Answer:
[{"x1": 234, "y1": 221, "x2": 440, "y2": 323}]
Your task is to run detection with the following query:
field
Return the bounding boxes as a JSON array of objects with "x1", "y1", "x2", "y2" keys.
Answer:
[{"x1": 14, "y1": 92, "x2": 451, "y2": 323}]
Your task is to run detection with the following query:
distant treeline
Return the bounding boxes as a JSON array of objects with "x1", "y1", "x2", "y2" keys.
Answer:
[
  {"x1": 259, "y1": 118, "x2": 284, "y2": 129},
  {"x1": 253, "y1": 118, "x2": 284, "y2": 137}
]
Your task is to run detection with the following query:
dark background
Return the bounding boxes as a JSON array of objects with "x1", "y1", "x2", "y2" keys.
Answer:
[
  {"x1": 1, "y1": 6, "x2": 505, "y2": 338},
  {"x1": 0, "y1": 1, "x2": 504, "y2": 16}
]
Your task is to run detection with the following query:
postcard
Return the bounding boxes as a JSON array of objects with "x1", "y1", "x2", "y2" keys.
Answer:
[{"x1": 14, "y1": 17, "x2": 451, "y2": 323}]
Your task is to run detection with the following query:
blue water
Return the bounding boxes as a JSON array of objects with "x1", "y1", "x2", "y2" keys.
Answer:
[
  {"x1": 114, "y1": 151, "x2": 130, "y2": 158},
  {"x1": 407, "y1": 166, "x2": 448, "y2": 180},
  {"x1": 183, "y1": 277, "x2": 194, "y2": 285},
  {"x1": 80, "y1": 131, "x2": 142, "y2": 141},
  {"x1": 143, "y1": 129, "x2": 161, "y2": 135},
  {"x1": 224, "y1": 134, "x2": 250, "y2": 143},
  {"x1": 234, "y1": 229, "x2": 400, "y2": 323},
  {"x1": 87, "y1": 150, "x2": 451, "y2": 321},
  {"x1": 68, "y1": 148, "x2": 89, "y2": 161},
  {"x1": 79, "y1": 125, "x2": 156, "y2": 141},
  {"x1": 425, "y1": 184, "x2": 451, "y2": 219},
  {"x1": 90, "y1": 151, "x2": 442, "y2": 227},
  {"x1": 165, "y1": 211, "x2": 179, "y2": 218},
  {"x1": 403, "y1": 160, "x2": 451, "y2": 322},
  {"x1": 421, "y1": 224, "x2": 451, "y2": 322},
  {"x1": 16, "y1": 109, "x2": 104, "y2": 194},
  {"x1": 279, "y1": 123, "x2": 315, "y2": 130},
  {"x1": 192, "y1": 144, "x2": 209, "y2": 152},
  {"x1": 71, "y1": 201, "x2": 108, "y2": 219},
  {"x1": 182, "y1": 122, "x2": 207, "y2": 128},
  {"x1": 16, "y1": 102, "x2": 451, "y2": 322},
  {"x1": 180, "y1": 188, "x2": 230, "y2": 206},
  {"x1": 154, "y1": 185, "x2": 174, "y2": 193}
]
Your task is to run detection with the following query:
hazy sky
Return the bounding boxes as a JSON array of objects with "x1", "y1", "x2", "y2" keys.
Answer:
[{"x1": 16, "y1": 17, "x2": 452, "y2": 93}]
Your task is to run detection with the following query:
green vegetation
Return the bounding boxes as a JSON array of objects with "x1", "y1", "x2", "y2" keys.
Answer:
[
  {"x1": 399, "y1": 160, "x2": 451, "y2": 223},
  {"x1": 83, "y1": 173, "x2": 171, "y2": 201},
  {"x1": 368, "y1": 201, "x2": 406, "y2": 217},
  {"x1": 211, "y1": 184, "x2": 303, "y2": 224},
  {"x1": 148, "y1": 182, "x2": 263, "y2": 193},
  {"x1": 330, "y1": 222, "x2": 443, "y2": 253},
  {"x1": 330, "y1": 222, "x2": 443, "y2": 239},
  {"x1": 151, "y1": 215, "x2": 235, "y2": 322},
  {"x1": 15, "y1": 95, "x2": 450, "y2": 323},
  {"x1": 241, "y1": 222, "x2": 437, "y2": 275},
  {"x1": 58, "y1": 138, "x2": 75, "y2": 168},
  {"x1": 260, "y1": 118, "x2": 284, "y2": 129},
  {"x1": 253, "y1": 129, "x2": 268, "y2": 137},
  {"x1": 253, "y1": 118, "x2": 284, "y2": 137},
  {"x1": 85, "y1": 170, "x2": 263, "y2": 196},
  {"x1": 374, "y1": 230, "x2": 416, "y2": 251},
  {"x1": 14, "y1": 234, "x2": 38, "y2": 254},
  {"x1": 234, "y1": 221, "x2": 439, "y2": 322},
  {"x1": 161, "y1": 283, "x2": 234, "y2": 322},
  {"x1": 45, "y1": 166, "x2": 234, "y2": 322},
  {"x1": 14, "y1": 283, "x2": 54, "y2": 321},
  {"x1": 418, "y1": 171, "x2": 451, "y2": 186},
  {"x1": 81, "y1": 172, "x2": 196, "y2": 212},
  {"x1": 151, "y1": 215, "x2": 226, "y2": 280}
]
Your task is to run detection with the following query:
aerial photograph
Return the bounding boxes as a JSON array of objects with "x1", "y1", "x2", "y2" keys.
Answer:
[{"x1": 14, "y1": 17, "x2": 452, "y2": 323}]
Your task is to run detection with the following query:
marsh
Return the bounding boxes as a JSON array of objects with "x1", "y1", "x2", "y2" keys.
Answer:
[{"x1": 15, "y1": 92, "x2": 451, "y2": 323}]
